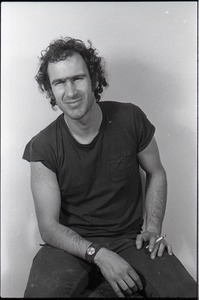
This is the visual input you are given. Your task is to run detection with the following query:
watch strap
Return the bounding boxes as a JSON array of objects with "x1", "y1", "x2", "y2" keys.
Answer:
[{"x1": 85, "y1": 243, "x2": 103, "y2": 264}]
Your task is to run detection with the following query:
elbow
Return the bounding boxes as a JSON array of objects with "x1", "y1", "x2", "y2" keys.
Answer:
[
  {"x1": 147, "y1": 165, "x2": 167, "y2": 178},
  {"x1": 38, "y1": 219, "x2": 59, "y2": 244},
  {"x1": 160, "y1": 166, "x2": 167, "y2": 181},
  {"x1": 146, "y1": 166, "x2": 167, "y2": 186},
  {"x1": 40, "y1": 229, "x2": 50, "y2": 244}
]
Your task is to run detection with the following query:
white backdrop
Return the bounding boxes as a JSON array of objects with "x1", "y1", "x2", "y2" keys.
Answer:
[{"x1": 1, "y1": 2, "x2": 197, "y2": 297}]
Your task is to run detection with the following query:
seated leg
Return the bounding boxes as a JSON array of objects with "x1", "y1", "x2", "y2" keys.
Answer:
[
  {"x1": 119, "y1": 243, "x2": 197, "y2": 298},
  {"x1": 24, "y1": 244, "x2": 95, "y2": 298}
]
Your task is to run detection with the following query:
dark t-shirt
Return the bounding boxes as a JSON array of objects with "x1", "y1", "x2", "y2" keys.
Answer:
[{"x1": 23, "y1": 101, "x2": 155, "y2": 238}]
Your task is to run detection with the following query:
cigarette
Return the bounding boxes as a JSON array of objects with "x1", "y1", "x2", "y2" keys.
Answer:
[{"x1": 146, "y1": 234, "x2": 166, "y2": 249}]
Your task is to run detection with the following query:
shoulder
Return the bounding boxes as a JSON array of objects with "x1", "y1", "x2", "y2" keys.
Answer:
[
  {"x1": 100, "y1": 100, "x2": 141, "y2": 110},
  {"x1": 23, "y1": 114, "x2": 64, "y2": 168},
  {"x1": 99, "y1": 100, "x2": 145, "y2": 119},
  {"x1": 31, "y1": 113, "x2": 64, "y2": 146}
]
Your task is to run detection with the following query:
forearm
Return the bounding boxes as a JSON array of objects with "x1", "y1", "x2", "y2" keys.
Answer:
[
  {"x1": 40, "y1": 220, "x2": 91, "y2": 260},
  {"x1": 144, "y1": 167, "x2": 167, "y2": 234}
]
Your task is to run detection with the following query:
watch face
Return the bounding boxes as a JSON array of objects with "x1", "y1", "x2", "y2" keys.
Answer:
[{"x1": 87, "y1": 247, "x2": 95, "y2": 255}]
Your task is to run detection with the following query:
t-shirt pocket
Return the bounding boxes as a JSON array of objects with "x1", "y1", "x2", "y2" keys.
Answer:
[{"x1": 110, "y1": 151, "x2": 135, "y2": 182}]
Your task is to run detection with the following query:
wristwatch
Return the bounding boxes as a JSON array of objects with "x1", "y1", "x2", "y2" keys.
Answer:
[{"x1": 85, "y1": 243, "x2": 103, "y2": 264}]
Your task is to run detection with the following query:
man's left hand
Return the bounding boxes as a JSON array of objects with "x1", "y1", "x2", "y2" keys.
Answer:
[{"x1": 136, "y1": 231, "x2": 173, "y2": 259}]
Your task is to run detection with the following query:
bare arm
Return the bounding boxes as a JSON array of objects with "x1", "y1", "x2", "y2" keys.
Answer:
[
  {"x1": 30, "y1": 161, "x2": 91, "y2": 259},
  {"x1": 30, "y1": 161, "x2": 143, "y2": 297},
  {"x1": 136, "y1": 137, "x2": 172, "y2": 258},
  {"x1": 138, "y1": 137, "x2": 167, "y2": 234}
]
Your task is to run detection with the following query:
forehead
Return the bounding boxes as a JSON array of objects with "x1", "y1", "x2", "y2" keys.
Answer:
[{"x1": 47, "y1": 53, "x2": 89, "y2": 79}]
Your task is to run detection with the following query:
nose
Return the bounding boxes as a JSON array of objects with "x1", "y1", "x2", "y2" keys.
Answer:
[{"x1": 65, "y1": 80, "x2": 77, "y2": 98}]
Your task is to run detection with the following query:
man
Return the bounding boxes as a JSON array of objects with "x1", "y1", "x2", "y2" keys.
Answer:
[{"x1": 23, "y1": 37, "x2": 197, "y2": 298}]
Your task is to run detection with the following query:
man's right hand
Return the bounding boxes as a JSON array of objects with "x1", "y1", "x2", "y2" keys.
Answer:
[{"x1": 94, "y1": 248, "x2": 143, "y2": 298}]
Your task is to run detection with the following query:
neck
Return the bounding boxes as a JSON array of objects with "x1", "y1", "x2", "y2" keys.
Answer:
[{"x1": 64, "y1": 102, "x2": 102, "y2": 144}]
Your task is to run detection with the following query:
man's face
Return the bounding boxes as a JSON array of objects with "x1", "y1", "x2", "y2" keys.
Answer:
[{"x1": 48, "y1": 53, "x2": 95, "y2": 120}]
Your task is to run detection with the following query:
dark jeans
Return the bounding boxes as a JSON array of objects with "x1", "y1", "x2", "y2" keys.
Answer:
[{"x1": 24, "y1": 236, "x2": 197, "y2": 298}]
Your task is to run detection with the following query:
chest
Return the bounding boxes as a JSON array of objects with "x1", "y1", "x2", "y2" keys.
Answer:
[{"x1": 57, "y1": 122, "x2": 139, "y2": 189}]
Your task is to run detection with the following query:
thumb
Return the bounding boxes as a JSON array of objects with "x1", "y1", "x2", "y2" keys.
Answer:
[{"x1": 136, "y1": 234, "x2": 144, "y2": 250}]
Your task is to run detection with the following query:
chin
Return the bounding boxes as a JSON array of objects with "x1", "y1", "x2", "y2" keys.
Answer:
[{"x1": 65, "y1": 110, "x2": 87, "y2": 121}]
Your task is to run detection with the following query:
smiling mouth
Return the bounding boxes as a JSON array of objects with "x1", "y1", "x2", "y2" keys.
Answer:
[{"x1": 64, "y1": 98, "x2": 82, "y2": 104}]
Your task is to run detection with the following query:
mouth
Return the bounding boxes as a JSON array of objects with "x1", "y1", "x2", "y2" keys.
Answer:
[{"x1": 64, "y1": 98, "x2": 82, "y2": 105}]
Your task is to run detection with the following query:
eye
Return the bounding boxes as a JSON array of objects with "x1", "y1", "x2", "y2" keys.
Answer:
[
  {"x1": 74, "y1": 76, "x2": 85, "y2": 81},
  {"x1": 55, "y1": 80, "x2": 65, "y2": 86}
]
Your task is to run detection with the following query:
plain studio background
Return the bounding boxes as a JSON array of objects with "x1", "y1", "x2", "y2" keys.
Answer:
[{"x1": 1, "y1": 2, "x2": 197, "y2": 297}]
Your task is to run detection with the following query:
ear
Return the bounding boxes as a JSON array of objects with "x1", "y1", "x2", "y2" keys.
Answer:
[
  {"x1": 48, "y1": 88, "x2": 56, "y2": 102},
  {"x1": 91, "y1": 75, "x2": 98, "y2": 92}
]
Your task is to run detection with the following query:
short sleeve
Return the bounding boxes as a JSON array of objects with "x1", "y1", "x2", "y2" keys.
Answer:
[
  {"x1": 22, "y1": 133, "x2": 57, "y2": 173},
  {"x1": 132, "y1": 105, "x2": 155, "y2": 153}
]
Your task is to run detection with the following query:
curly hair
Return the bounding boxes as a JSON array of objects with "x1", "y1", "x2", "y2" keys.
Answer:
[{"x1": 35, "y1": 37, "x2": 108, "y2": 108}]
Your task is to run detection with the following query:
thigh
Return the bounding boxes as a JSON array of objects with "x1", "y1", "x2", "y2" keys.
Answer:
[
  {"x1": 24, "y1": 244, "x2": 94, "y2": 298},
  {"x1": 119, "y1": 242, "x2": 197, "y2": 298}
]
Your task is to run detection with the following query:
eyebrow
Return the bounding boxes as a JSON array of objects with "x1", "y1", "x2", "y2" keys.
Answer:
[{"x1": 51, "y1": 73, "x2": 87, "y2": 86}]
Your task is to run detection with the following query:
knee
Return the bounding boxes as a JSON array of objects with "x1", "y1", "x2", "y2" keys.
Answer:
[
  {"x1": 24, "y1": 274, "x2": 73, "y2": 298},
  {"x1": 24, "y1": 267, "x2": 93, "y2": 298},
  {"x1": 155, "y1": 270, "x2": 197, "y2": 298},
  {"x1": 171, "y1": 276, "x2": 197, "y2": 298}
]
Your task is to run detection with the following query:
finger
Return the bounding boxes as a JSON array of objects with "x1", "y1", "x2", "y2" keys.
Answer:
[
  {"x1": 148, "y1": 235, "x2": 158, "y2": 253},
  {"x1": 110, "y1": 282, "x2": 125, "y2": 298},
  {"x1": 166, "y1": 243, "x2": 173, "y2": 255},
  {"x1": 157, "y1": 242, "x2": 165, "y2": 257},
  {"x1": 150, "y1": 249, "x2": 158, "y2": 259},
  {"x1": 150, "y1": 242, "x2": 160, "y2": 259},
  {"x1": 123, "y1": 276, "x2": 138, "y2": 293},
  {"x1": 136, "y1": 234, "x2": 144, "y2": 250},
  {"x1": 129, "y1": 270, "x2": 143, "y2": 290},
  {"x1": 118, "y1": 279, "x2": 134, "y2": 296}
]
